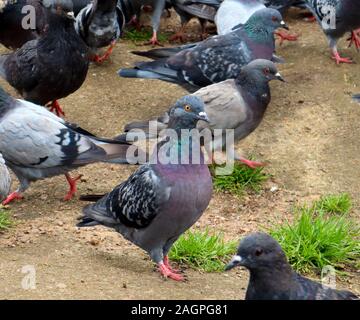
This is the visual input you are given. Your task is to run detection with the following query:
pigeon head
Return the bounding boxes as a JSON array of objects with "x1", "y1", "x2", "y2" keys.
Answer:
[
  {"x1": 242, "y1": 59, "x2": 285, "y2": 83},
  {"x1": 225, "y1": 232, "x2": 288, "y2": 271},
  {"x1": 246, "y1": 8, "x2": 288, "y2": 33},
  {"x1": 42, "y1": 0, "x2": 75, "y2": 20},
  {"x1": 168, "y1": 96, "x2": 210, "y2": 131}
]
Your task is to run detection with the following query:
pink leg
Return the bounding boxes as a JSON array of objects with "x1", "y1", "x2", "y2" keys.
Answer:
[
  {"x1": 163, "y1": 255, "x2": 181, "y2": 274},
  {"x1": 169, "y1": 24, "x2": 187, "y2": 43},
  {"x1": 2, "y1": 191, "x2": 23, "y2": 205},
  {"x1": 274, "y1": 31, "x2": 299, "y2": 46},
  {"x1": 347, "y1": 29, "x2": 360, "y2": 50},
  {"x1": 64, "y1": 173, "x2": 83, "y2": 201},
  {"x1": 237, "y1": 157, "x2": 266, "y2": 169},
  {"x1": 158, "y1": 262, "x2": 184, "y2": 281},
  {"x1": 48, "y1": 100, "x2": 65, "y2": 117},
  {"x1": 91, "y1": 41, "x2": 116, "y2": 64},
  {"x1": 331, "y1": 48, "x2": 353, "y2": 64},
  {"x1": 145, "y1": 31, "x2": 162, "y2": 46}
]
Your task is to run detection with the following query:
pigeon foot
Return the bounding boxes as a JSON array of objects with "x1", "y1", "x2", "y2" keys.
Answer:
[
  {"x1": 169, "y1": 31, "x2": 186, "y2": 43},
  {"x1": 331, "y1": 51, "x2": 354, "y2": 64},
  {"x1": 347, "y1": 30, "x2": 360, "y2": 50},
  {"x1": 164, "y1": 255, "x2": 181, "y2": 274},
  {"x1": 275, "y1": 31, "x2": 298, "y2": 45},
  {"x1": 237, "y1": 157, "x2": 266, "y2": 169},
  {"x1": 145, "y1": 32, "x2": 163, "y2": 46},
  {"x1": 64, "y1": 173, "x2": 83, "y2": 201},
  {"x1": 2, "y1": 191, "x2": 23, "y2": 205},
  {"x1": 158, "y1": 262, "x2": 184, "y2": 281},
  {"x1": 92, "y1": 41, "x2": 116, "y2": 64},
  {"x1": 48, "y1": 100, "x2": 65, "y2": 117}
]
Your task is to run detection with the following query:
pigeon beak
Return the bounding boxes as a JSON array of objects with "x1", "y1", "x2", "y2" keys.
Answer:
[
  {"x1": 66, "y1": 11, "x2": 75, "y2": 20},
  {"x1": 280, "y1": 20, "x2": 289, "y2": 30},
  {"x1": 275, "y1": 72, "x2": 286, "y2": 82},
  {"x1": 197, "y1": 111, "x2": 210, "y2": 123},
  {"x1": 225, "y1": 255, "x2": 242, "y2": 271}
]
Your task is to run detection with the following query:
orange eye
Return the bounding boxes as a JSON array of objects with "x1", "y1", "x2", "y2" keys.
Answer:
[
  {"x1": 184, "y1": 105, "x2": 191, "y2": 111},
  {"x1": 263, "y1": 68, "x2": 270, "y2": 74}
]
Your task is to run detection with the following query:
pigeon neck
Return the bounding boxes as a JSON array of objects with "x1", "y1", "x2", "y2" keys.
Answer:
[{"x1": 243, "y1": 19, "x2": 274, "y2": 43}]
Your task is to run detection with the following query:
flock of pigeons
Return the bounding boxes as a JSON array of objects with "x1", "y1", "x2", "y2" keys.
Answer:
[{"x1": 0, "y1": 0, "x2": 359, "y2": 300}]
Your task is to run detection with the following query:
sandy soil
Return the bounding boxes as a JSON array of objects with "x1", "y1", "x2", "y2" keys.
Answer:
[{"x1": 0, "y1": 9, "x2": 359, "y2": 299}]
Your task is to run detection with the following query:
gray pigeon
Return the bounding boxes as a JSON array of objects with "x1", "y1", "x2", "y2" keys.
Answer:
[
  {"x1": 0, "y1": 0, "x2": 89, "y2": 117},
  {"x1": 75, "y1": 0, "x2": 123, "y2": 63},
  {"x1": 118, "y1": 59, "x2": 285, "y2": 168},
  {"x1": 226, "y1": 232, "x2": 359, "y2": 300},
  {"x1": 0, "y1": 86, "x2": 138, "y2": 205},
  {"x1": 0, "y1": 153, "x2": 11, "y2": 203},
  {"x1": 77, "y1": 96, "x2": 213, "y2": 281},
  {"x1": 119, "y1": 8, "x2": 288, "y2": 91},
  {"x1": 303, "y1": 0, "x2": 360, "y2": 64}
]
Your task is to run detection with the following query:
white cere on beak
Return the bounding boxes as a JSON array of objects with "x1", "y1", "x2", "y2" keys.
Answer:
[
  {"x1": 67, "y1": 11, "x2": 75, "y2": 19},
  {"x1": 198, "y1": 111, "x2": 207, "y2": 117},
  {"x1": 280, "y1": 20, "x2": 286, "y2": 26},
  {"x1": 232, "y1": 255, "x2": 242, "y2": 263},
  {"x1": 275, "y1": 72, "x2": 281, "y2": 77}
]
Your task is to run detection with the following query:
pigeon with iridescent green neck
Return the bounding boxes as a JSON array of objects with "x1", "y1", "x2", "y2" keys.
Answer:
[
  {"x1": 119, "y1": 8, "x2": 288, "y2": 91},
  {"x1": 78, "y1": 95, "x2": 213, "y2": 282}
]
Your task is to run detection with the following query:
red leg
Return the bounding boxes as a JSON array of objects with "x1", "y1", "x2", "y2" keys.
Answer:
[
  {"x1": 331, "y1": 49, "x2": 353, "y2": 64},
  {"x1": 128, "y1": 15, "x2": 142, "y2": 31},
  {"x1": 347, "y1": 30, "x2": 360, "y2": 50},
  {"x1": 48, "y1": 100, "x2": 65, "y2": 117},
  {"x1": 64, "y1": 173, "x2": 83, "y2": 201},
  {"x1": 274, "y1": 31, "x2": 298, "y2": 46},
  {"x1": 145, "y1": 31, "x2": 162, "y2": 46},
  {"x1": 91, "y1": 41, "x2": 116, "y2": 64},
  {"x1": 170, "y1": 24, "x2": 187, "y2": 43},
  {"x1": 237, "y1": 157, "x2": 266, "y2": 169},
  {"x1": 163, "y1": 255, "x2": 181, "y2": 274},
  {"x1": 158, "y1": 262, "x2": 184, "y2": 281},
  {"x1": 2, "y1": 191, "x2": 23, "y2": 205}
]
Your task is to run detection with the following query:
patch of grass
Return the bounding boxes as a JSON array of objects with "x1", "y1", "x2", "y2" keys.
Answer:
[
  {"x1": 0, "y1": 206, "x2": 13, "y2": 231},
  {"x1": 312, "y1": 193, "x2": 351, "y2": 215},
  {"x1": 269, "y1": 194, "x2": 360, "y2": 274},
  {"x1": 211, "y1": 162, "x2": 268, "y2": 196},
  {"x1": 122, "y1": 27, "x2": 169, "y2": 43},
  {"x1": 169, "y1": 229, "x2": 237, "y2": 272}
]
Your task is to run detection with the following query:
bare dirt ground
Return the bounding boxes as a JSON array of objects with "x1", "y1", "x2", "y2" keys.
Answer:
[{"x1": 0, "y1": 9, "x2": 359, "y2": 299}]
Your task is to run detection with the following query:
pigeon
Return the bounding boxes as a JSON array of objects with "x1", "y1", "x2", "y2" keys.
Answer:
[
  {"x1": 118, "y1": 59, "x2": 285, "y2": 168},
  {"x1": 77, "y1": 95, "x2": 213, "y2": 281},
  {"x1": 213, "y1": 0, "x2": 297, "y2": 44},
  {"x1": 0, "y1": 152, "x2": 11, "y2": 203},
  {"x1": 226, "y1": 232, "x2": 359, "y2": 300},
  {"x1": 72, "y1": 0, "x2": 92, "y2": 15},
  {"x1": 0, "y1": 0, "x2": 47, "y2": 49},
  {"x1": 353, "y1": 94, "x2": 360, "y2": 103},
  {"x1": 168, "y1": 0, "x2": 217, "y2": 42},
  {"x1": 0, "y1": 85, "x2": 139, "y2": 205},
  {"x1": 303, "y1": 0, "x2": 360, "y2": 64},
  {"x1": 0, "y1": 0, "x2": 89, "y2": 117},
  {"x1": 119, "y1": 8, "x2": 288, "y2": 91},
  {"x1": 75, "y1": 0, "x2": 123, "y2": 63}
]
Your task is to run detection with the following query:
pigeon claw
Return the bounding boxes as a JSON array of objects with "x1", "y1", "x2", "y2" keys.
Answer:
[
  {"x1": 331, "y1": 51, "x2": 354, "y2": 65},
  {"x1": 238, "y1": 158, "x2": 266, "y2": 169},
  {"x1": 169, "y1": 32, "x2": 186, "y2": 43},
  {"x1": 275, "y1": 31, "x2": 298, "y2": 46},
  {"x1": 64, "y1": 173, "x2": 83, "y2": 201},
  {"x1": 158, "y1": 262, "x2": 185, "y2": 281},
  {"x1": 48, "y1": 100, "x2": 65, "y2": 117},
  {"x1": 145, "y1": 32, "x2": 163, "y2": 47},
  {"x1": 92, "y1": 41, "x2": 116, "y2": 64},
  {"x1": 2, "y1": 191, "x2": 23, "y2": 205}
]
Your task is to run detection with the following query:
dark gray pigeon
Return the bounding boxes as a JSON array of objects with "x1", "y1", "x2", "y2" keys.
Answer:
[
  {"x1": 0, "y1": 86, "x2": 139, "y2": 205},
  {"x1": 77, "y1": 95, "x2": 213, "y2": 281},
  {"x1": 118, "y1": 59, "x2": 285, "y2": 168},
  {"x1": 0, "y1": 0, "x2": 89, "y2": 117},
  {"x1": 0, "y1": 152, "x2": 11, "y2": 203},
  {"x1": 119, "y1": 8, "x2": 288, "y2": 91},
  {"x1": 303, "y1": 0, "x2": 360, "y2": 64},
  {"x1": 75, "y1": 0, "x2": 123, "y2": 63},
  {"x1": 226, "y1": 232, "x2": 359, "y2": 300},
  {"x1": 0, "y1": 0, "x2": 47, "y2": 49},
  {"x1": 168, "y1": 0, "x2": 217, "y2": 42}
]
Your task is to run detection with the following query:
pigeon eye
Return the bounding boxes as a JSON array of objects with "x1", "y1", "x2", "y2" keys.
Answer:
[
  {"x1": 184, "y1": 105, "x2": 191, "y2": 112},
  {"x1": 263, "y1": 68, "x2": 270, "y2": 75},
  {"x1": 272, "y1": 16, "x2": 278, "y2": 22},
  {"x1": 255, "y1": 249, "x2": 263, "y2": 256}
]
